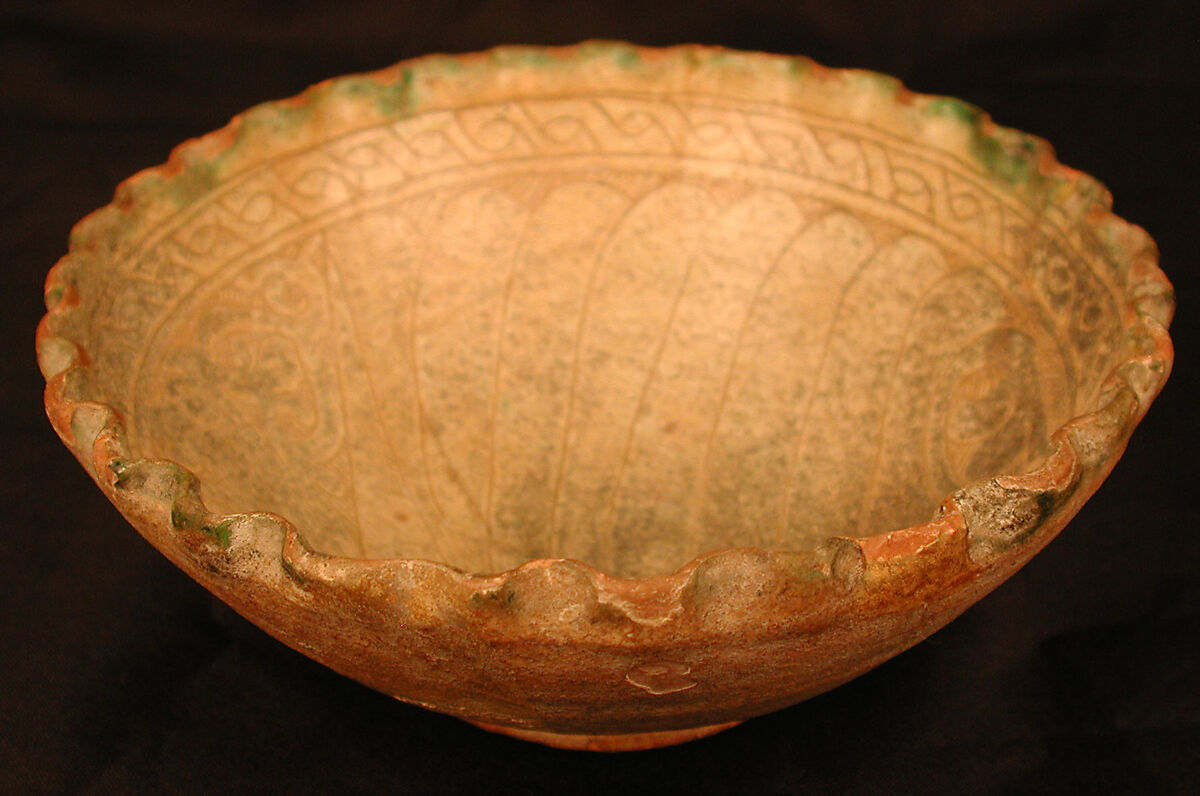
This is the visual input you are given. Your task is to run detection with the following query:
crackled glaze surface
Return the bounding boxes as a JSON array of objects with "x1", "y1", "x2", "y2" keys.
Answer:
[{"x1": 40, "y1": 43, "x2": 1173, "y2": 748}]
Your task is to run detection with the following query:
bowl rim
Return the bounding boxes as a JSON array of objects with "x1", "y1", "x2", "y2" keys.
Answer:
[{"x1": 37, "y1": 40, "x2": 1174, "y2": 611}]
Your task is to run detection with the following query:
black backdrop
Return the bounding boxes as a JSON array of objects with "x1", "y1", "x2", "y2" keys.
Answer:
[{"x1": 2, "y1": 1, "x2": 1197, "y2": 792}]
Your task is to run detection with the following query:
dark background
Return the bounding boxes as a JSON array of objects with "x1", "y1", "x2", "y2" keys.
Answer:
[{"x1": 2, "y1": 1, "x2": 1197, "y2": 792}]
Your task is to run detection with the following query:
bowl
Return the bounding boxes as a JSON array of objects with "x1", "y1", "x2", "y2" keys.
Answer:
[{"x1": 37, "y1": 42, "x2": 1173, "y2": 751}]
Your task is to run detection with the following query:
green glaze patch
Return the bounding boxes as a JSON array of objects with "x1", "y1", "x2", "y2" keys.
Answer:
[
  {"x1": 851, "y1": 70, "x2": 902, "y2": 98},
  {"x1": 613, "y1": 47, "x2": 641, "y2": 69},
  {"x1": 163, "y1": 461, "x2": 198, "y2": 489},
  {"x1": 176, "y1": 504, "x2": 233, "y2": 547},
  {"x1": 578, "y1": 40, "x2": 632, "y2": 61},
  {"x1": 241, "y1": 100, "x2": 314, "y2": 137},
  {"x1": 68, "y1": 207, "x2": 132, "y2": 252},
  {"x1": 339, "y1": 67, "x2": 419, "y2": 117},
  {"x1": 162, "y1": 160, "x2": 220, "y2": 207},
  {"x1": 786, "y1": 57, "x2": 812, "y2": 78},
  {"x1": 923, "y1": 96, "x2": 984, "y2": 125},
  {"x1": 922, "y1": 96, "x2": 1045, "y2": 188},
  {"x1": 969, "y1": 131, "x2": 1042, "y2": 187},
  {"x1": 44, "y1": 284, "x2": 65, "y2": 310},
  {"x1": 170, "y1": 485, "x2": 231, "y2": 547},
  {"x1": 378, "y1": 68, "x2": 417, "y2": 116},
  {"x1": 202, "y1": 520, "x2": 234, "y2": 548},
  {"x1": 170, "y1": 504, "x2": 198, "y2": 531}
]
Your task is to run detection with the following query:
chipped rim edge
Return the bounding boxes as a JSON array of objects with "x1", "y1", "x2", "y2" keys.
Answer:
[{"x1": 36, "y1": 41, "x2": 1175, "y2": 611}]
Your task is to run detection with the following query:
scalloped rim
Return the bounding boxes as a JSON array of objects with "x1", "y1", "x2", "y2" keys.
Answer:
[{"x1": 37, "y1": 41, "x2": 1174, "y2": 615}]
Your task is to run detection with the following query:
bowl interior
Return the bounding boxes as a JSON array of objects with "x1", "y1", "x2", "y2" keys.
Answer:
[{"x1": 72, "y1": 68, "x2": 1128, "y2": 577}]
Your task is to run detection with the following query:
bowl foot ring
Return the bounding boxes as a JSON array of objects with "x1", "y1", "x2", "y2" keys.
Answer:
[{"x1": 467, "y1": 719, "x2": 742, "y2": 751}]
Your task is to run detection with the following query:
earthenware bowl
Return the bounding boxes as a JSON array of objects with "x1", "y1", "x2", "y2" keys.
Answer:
[{"x1": 38, "y1": 42, "x2": 1173, "y2": 751}]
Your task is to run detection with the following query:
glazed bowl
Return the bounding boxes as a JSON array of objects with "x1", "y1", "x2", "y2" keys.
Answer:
[{"x1": 38, "y1": 43, "x2": 1173, "y2": 751}]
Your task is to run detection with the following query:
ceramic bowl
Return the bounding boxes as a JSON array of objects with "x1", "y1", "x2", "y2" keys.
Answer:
[{"x1": 38, "y1": 43, "x2": 1173, "y2": 751}]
